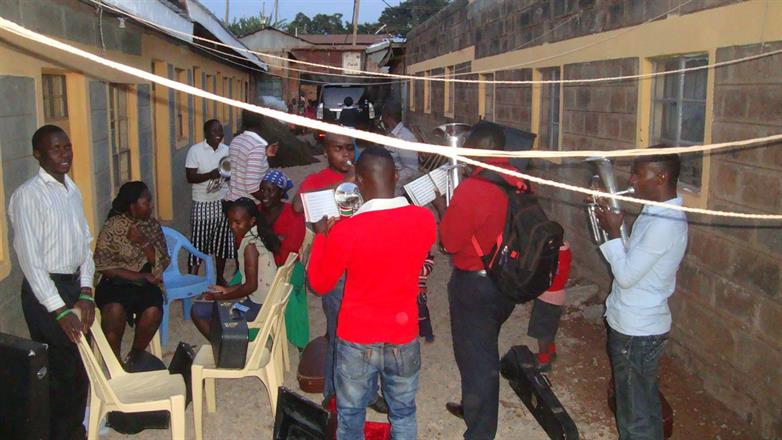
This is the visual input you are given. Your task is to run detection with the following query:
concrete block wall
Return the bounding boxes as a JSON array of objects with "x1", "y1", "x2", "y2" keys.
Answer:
[
  {"x1": 561, "y1": 58, "x2": 638, "y2": 151},
  {"x1": 408, "y1": 0, "x2": 742, "y2": 64},
  {"x1": 405, "y1": 0, "x2": 782, "y2": 435},
  {"x1": 0, "y1": 76, "x2": 38, "y2": 334},
  {"x1": 494, "y1": 69, "x2": 533, "y2": 131},
  {"x1": 137, "y1": 85, "x2": 156, "y2": 199},
  {"x1": 89, "y1": 80, "x2": 112, "y2": 223},
  {"x1": 666, "y1": 41, "x2": 782, "y2": 438}
]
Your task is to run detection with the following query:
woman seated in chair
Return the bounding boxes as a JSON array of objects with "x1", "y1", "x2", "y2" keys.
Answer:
[
  {"x1": 191, "y1": 198, "x2": 280, "y2": 338},
  {"x1": 251, "y1": 169, "x2": 305, "y2": 266},
  {"x1": 94, "y1": 181, "x2": 170, "y2": 365}
]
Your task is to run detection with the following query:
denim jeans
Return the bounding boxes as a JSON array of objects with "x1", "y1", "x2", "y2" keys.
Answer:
[
  {"x1": 335, "y1": 338, "x2": 420, "y2": 440},
  {"x1": 448, "y1": 269, "x2": 516, "y2": 440},
  {"x1": 608, "y1": 328, "x2": 669, "y2": 440},
  {"x1": 322, "y1": 276, "x2": 345, "y2": 399}
]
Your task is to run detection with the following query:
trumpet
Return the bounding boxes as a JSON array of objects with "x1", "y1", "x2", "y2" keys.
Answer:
[
  {"x1": 585, "y1": 157, "x2": 632, "y2": 246},
  {"x1": 334, "y1": 182, "x2": 362, "y2": 216},
  {"x1": 206, "y1": 156, "x2": 231, "y2": 193}
]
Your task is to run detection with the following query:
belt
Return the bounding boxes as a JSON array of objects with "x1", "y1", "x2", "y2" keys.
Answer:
[
  {"x1": 49, "y1": 272, "x2": 80, "y2": 282},
  {"x1": 455, "y1": 268, "x2": 487, "y2": 277}
]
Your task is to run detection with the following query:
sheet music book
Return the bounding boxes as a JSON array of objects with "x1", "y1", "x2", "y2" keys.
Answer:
[
  {"x1": 300, "y1": 189, "x2": 340, "y2": 222},
  {"x1": 403, "y1": 164, "x2": 450, "y2": 206}
]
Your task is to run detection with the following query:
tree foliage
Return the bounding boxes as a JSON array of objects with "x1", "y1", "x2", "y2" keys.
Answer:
[
  {"x1": 231, "y1": 0, "x2": 450, "y2": 38},
  {"x1": 227, "y1": 14, "x2": 287, "y2": 37}
]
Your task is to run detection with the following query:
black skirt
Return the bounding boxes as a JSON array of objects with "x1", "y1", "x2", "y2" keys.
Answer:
[{"x1": 95, "y1": 272, "x2": 164, "y2": 327}]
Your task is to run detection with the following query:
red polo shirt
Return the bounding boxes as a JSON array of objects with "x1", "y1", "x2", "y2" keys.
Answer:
[
  {"x1": 439, "y1": 160, "x2": 528, "y2": 271},
  {"x1": 307, "y1": 198, "x2": 436, "y2": 344},
  {"x1": 298, "y1": 167, "x2": 346, "y2": 193}
]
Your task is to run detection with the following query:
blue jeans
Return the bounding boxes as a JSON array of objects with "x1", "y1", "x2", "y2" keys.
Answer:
[
  {"x1": 335, "y1": 338, "x2": 420, "y2": 440},
  {"x1": 608, "y1": 328, "x2": 668, "y2": 440},
  {"x1": 322, "y1": 276, "x2": 345, "y2": 398}
]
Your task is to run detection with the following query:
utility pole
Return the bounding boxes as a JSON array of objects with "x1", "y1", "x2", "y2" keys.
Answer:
[
  {"x1": 351, "y1": 0, "x2": 360, "y2": 46},
  {"x1": 224, "y1": 0, "x2": 229, "y2": 23},
  {"x1": 274, "y1": 0, "x2": 279, "y2": 24}
]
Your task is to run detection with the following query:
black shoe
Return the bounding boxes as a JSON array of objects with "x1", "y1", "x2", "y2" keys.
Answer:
[
  {"x1": 369, "y1": 395, "x2": 389, "y2": 414},
  {"x1": 445, "y1": 401, "x2": 464, "y2": 419}
]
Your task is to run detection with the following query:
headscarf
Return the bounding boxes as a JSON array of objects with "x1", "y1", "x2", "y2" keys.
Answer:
[{"x1": 262, "y1": 169, "x2": 294, "y2": 200}]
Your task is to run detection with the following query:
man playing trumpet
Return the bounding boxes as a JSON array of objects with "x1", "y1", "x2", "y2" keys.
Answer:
[{"x1": 594, "y1": 149, "x2": 688, "y2": 440}]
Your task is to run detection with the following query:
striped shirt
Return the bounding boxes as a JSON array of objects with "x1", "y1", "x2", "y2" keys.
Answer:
[
  {"x1": 225, "y1": 130, "x2": 269, "y2": 203},
  {"x1": 8, "y1": 168, "x2": 95, "y2": 312}
]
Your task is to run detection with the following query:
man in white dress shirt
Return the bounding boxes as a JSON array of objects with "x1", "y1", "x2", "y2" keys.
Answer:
[
  {"x1": 9, "y1": 124, "x2": 96, "y2": 440},
  {"x1": 185, "y1": 119, "x2": 232, "y2": 284},
  {"x1": 595, "y1": 149, "x2": 688, "y2": 440}
]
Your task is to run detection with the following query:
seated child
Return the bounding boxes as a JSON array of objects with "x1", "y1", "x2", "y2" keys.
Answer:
[{"x1": 191, "y1": 198, "x2": 280, "y2": 338}]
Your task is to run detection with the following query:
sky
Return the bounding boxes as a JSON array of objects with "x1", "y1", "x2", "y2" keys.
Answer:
[{"x1": 200, "y1": 0, "x2": 395, "y2": 26}]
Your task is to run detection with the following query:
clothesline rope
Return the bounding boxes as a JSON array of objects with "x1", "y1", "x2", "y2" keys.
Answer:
[
  {"x1": 1, "y1": 16, "x2": 779, "y2": 221},
  {"x1": 86, "y1": 0, "x2": 779, "y2": 86}
]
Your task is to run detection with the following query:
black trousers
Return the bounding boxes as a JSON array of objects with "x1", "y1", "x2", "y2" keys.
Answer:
[
  {"x1": 21, "y1": 275, "x2": 88, "y2": 440},
  {"x1": 448, "y1": 269, "x2": 515, "y2": 440}
]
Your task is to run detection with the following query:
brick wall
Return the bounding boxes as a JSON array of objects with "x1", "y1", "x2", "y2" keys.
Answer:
[
  {"x1": 666, "y1": 42, "x2": 782, "y2": 438},
  {"x1": 407, "y1": 0, "x2": 742, "y2": 65}
]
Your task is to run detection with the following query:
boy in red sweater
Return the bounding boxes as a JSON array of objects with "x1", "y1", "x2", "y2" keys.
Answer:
[{"x1": 308, "y1": 146, "x2": 436, "y2": 439}]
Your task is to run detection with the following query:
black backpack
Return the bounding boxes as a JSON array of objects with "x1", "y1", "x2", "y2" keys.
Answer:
[{"x1": 471, "y1": 170, "x2": 564, "y2": 303}]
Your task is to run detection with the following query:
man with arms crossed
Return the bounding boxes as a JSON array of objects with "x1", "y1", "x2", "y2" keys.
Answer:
[
  {"x1": 307, "y1": 146, "x2": 436, "y2": 439},
  {"x1": 9, "y1": 125, "x2": 96, "y2": 439},
  {"x1": 595, "y1": 150, "x2": 687, "y2": 440}
]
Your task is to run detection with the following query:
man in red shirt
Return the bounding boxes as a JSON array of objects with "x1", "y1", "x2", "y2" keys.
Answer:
[
  {"x1": 438, "y1": 124, "x2": 528, "y2": 439},
  {"x1": 308, "y1": 146, "x2": 436, "y2": 439},
  {"x1": 293, "y1": 132, "x2": 362, "y2": 406}
]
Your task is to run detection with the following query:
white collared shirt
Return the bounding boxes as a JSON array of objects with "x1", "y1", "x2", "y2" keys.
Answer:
[
  {"x1": 387, "y1": 122, "x2": 419, "y2": 182},
  {"x1": 353, "y1": 196, "x2": 409, "y2": 216},
  {"x1": 600, "y1": 196, "x2": 688, "y2": 336},
  {"x1": 9, "y1": 168, "x2": 95, "y2": 312},
  {"x1": 185, "y1": 140, "x2": 229, "y2": 202}
]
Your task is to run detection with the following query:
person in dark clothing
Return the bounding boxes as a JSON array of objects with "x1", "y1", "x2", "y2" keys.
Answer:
[
  {"x1": 436, "y1": 124, "x2": 530, "y2": 439},
  {"x1": 337, "y1": 96, "x2": 361, "y2": 128},
  {"x1": 9, "y1": 125, "x2": 96, "y2": 440}
]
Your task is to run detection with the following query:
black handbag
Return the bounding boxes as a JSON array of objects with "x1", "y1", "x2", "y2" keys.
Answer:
[{"x1": 169, "y1": 341, "x2": 196, "y2": 406}]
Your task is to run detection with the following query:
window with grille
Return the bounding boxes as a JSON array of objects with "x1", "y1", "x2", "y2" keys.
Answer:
[
  {"x1": 541, "y1": 67, "x2": 561, "y2": 150},
  {"x1": 651, "y1": 55, "x2": 708, "y2": 188},
  {"x1": 445, "y1": 66, "x2": 455, "y2": 116},
  {"x1": 42, "y1": 74, "x2": 68, "y2": 122},
  {"x1": 175, "y1": 68, "x2": 188, "y2": 141},
  {"x1": 109, "y1": 84, "x2": 131, "y2": 190},
  {"x1": 480, "y1": 73, "x2": 494, "y2": 121}
]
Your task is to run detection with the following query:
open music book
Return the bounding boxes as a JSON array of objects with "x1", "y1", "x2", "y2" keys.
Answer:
[
  {"x1": 403, "y1": 164, "x2": 450, "y2": 206},
  {"x1": 300, "y1": 189, "x2": 339, "y2": 223}
]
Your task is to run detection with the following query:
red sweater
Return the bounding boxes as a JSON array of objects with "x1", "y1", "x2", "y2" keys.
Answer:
[
  {"x1": 439, "y1": 161, "x2": 528, "y2": 271},
  {"x1": 261, "y1": 203, "x2": 305, "y2": 266},
  {"x1": 307, "y1": 200, "x2": 436, "y2": 344}
]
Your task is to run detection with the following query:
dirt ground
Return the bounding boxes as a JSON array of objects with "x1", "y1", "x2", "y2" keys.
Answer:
[{"x1": 103, "y1": 156, "x2": 760, "y2": 439}]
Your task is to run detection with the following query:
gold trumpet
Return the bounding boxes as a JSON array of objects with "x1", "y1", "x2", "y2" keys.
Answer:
[{"x1": 585, "y1": 157, "x2": 632, "y2": 246}]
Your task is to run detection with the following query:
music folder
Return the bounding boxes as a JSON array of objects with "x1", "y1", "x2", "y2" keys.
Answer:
[
  {"x1": 403, "y1": 164, "x2": 449, "y2": 206},
  {"x1": 300, "y1": 189, "x2": 339, "y2": 223}
]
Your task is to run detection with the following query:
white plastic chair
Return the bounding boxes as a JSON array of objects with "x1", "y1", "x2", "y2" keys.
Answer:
[
  {"x1": 191, "y1": 282, "x2": 293, "y2": 440},
  {"x1": 76, "y1": 318, "x2": 186, "y2": 440}
]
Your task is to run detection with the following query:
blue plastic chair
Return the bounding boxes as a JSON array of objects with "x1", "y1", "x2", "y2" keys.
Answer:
[{"x1": 160, "y1": 226, "x2": 216, "y2": 346}]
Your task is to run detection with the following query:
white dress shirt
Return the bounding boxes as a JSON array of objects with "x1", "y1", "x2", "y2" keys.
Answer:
[
  {"x1": 600, "y1": 196, "x2": 688, "y2": 336},
  {"x1": 387, "y1": 122, "x2": 419, "y2": 183},
  {"x1": 185, "y1": 140, "x2": 229, "y2": 202},
  {"x1": 9, "y1": 168, "x2": 95, "y2": 312}
]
